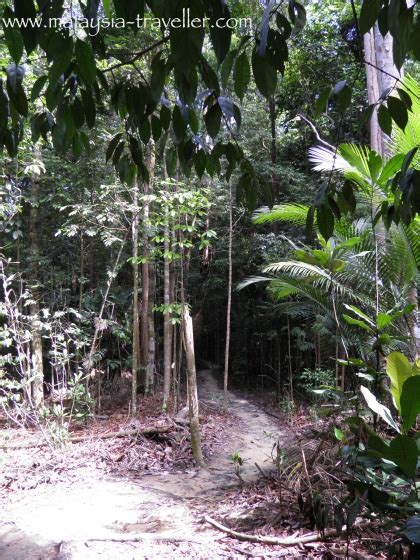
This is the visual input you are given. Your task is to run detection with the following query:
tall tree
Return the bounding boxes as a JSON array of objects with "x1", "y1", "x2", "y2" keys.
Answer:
[
  {"x1": 363, "y1": 26, "x2": 400, "y2": 156},
  {"x1": 28, "y1": 163, "x2": 44, "y2": 409}
]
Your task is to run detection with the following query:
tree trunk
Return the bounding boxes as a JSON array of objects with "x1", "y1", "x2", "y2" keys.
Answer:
[
  {"x1": 269, "y1": 95, "x2": 277, "y2": 165},
  {"x1": 162, "y1": 164, "x2": 172, "y2": 411},
  {"x1": 287, "y1": 316, "x2": 293, "y2": 401},
  {"x1": 131, "y1": 184, "x2": 140, "y2": 415},
  {"x1": 223, "y1": 182, "x2": 233, "y2": 409},
  {"x1": 182, "y1": 305, "x2": 205, "y2": 467},
  {"x1": 29, "y1": 169, "x2": 44, "y2": 409},
  {"x1": 141, "y1": 141, "x2": 156, "y2": 390},
  {"x1": 363, "y1": 26, "x2": 400, "y2": 157},
  {"x1": 145, "y1": 262, "x2": 156, "y2": 394}
]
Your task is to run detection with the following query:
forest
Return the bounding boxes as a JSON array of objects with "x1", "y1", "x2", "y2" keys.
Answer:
[{"x1": 0, "y1": 0, "x2": 419, "y2": 558}]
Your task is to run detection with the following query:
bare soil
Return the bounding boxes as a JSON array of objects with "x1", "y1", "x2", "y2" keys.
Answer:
[{"x1": 0, "y1": 370, "x2": 287, "y2": 559}]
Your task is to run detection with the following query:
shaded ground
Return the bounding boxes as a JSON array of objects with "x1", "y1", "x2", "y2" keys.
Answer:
[{"x1": 0, "y1": 370, "x2": 285, "y2": 559}]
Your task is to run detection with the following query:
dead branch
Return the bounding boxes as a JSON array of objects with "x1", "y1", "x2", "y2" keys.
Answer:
[
  {"x1": 297, "y1": 114, "x2": 336, "y2": 150},
  {"x1": 204, "y1": 516, "x2": 371, "y2": 547},
  {"x1": 1, "y1": 425, "x2": 177, "y2": 450},
  {"x1": 83, "y1": 533, "x2": 204, "y2": 544}
]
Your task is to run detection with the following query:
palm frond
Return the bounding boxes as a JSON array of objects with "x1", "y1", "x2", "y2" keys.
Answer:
[
  {"x1": 236, "y1": 276, "x2": 272, "y2": 291},
  {"x1": 390, "y1": 74, "x2": 420, "y2": 165},
  {"x1": 263, "y1": 260, "x2": 332, "y2": 281},
  {"x1": 252, "y1": 203, "x2": 310, "y2": 226}
]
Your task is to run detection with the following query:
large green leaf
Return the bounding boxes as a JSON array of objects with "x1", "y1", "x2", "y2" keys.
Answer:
[
  {"x1": 3, "y1": 7, "x2": 24, "y2": 64},
  {"x1": 359, "y1": 0, "x2": 382, "y2": 35},
  {"x1": 360, "y1": 386, "x2": 400, "y2": 433},
  {"x1": 400, "y1": 376, "x2": 420, "y2": 431},
  {"x1": 387, "y1": 434, "x2": 418, "y2": 478},
  {"x1": 386, "y1": 351, "x2": 415, "y2": 412},
  {"x1": 233, "y1": 52, "x2": 250, "y2": 103},
  {"x1": 75, "y1": 39, "x2": 97, "y2": 85},
  {"x1": 252, "y1": 48, "x2": 277, "y2": 99}
]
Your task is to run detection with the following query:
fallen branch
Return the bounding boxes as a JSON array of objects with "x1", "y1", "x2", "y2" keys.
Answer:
[
  {"x1": 204, "y1": 516, "x2": 371, "y2": 547},
  {"x1": 83, "y1": 533, "x2": 204, "y2": 544},
  {"x1": 1, "y1": 426, "x2": 176, "y2": 450}
]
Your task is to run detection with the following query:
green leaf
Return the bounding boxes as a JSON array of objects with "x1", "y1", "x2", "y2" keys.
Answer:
[
  {"x1": 316, "y1": 203, "x2": 334, "y2": 241},
  {"x1": 343, "y1": 304, "x2": 375, "y2": 327},
  {"x1": 112, "y1": 140, "x2": 125, "y2": 167},
  {"x1": 6, "y1": 65, "x2": 27, "y2": 117},
  {"x1": 30, "y1": 76, "x2": 48, "y2": 102},
  {"x1": 70, "y1": 97, "x2": 85, "y2": 129},
  {"x1": 81, "y1": 88, "x2": 96, "y2": 129},
  {"x1": 3, "y1": 7, "x2": 24, "y2": 64},
  {"x1": 387, "y1": 434, "x2": 417, "y2": 478},
  {"x1": 49, "y1": 47, "x2": 73, "y2": 85},
  {"x1": 205, "y1": 0, "x2": 232, "y2": 63},
  {"x1": 276, "y1": 13, "x2": 292, "y2": 39},
  {"x1": 360, "y1": 386, "x2": 400, "y2": 433},
  {"x1": 400, "y1": 376, "x2": 420, "y2": 431},
  {"x1": 172, "y1": 105, "x2": 186, "y2": 140},
  {"x1": 138, "y1": 118, "x2": 151, "y2": 144},
  {"x1": 359, "y1": 0, "x2": 382, "y2": 35},
  {"x1": 376, "y1": 312, "x2": 393, "y2": 330},
  {"x1": 129, "y1": 136, "x2": 142, "y2": 166},
  {"x1": 387, "y1": 96, "x2": 408, "y2": 131},
  {"x1": 314, "y1": 87, "x2": 331, "y2": 118},
  {"x1": 194, "y1": 149, "x2": 206, "y2": 179},
  {"x1": 200, "y1": 56, "x2": 220, "y2": 96},
  {"x1": 160, "y1": 105, "x2": 171, "y2": 131},
  {"x1": 252, "y1": 48, "x2": 277, "y2": 99},
  {"x1": 220, "y1": 49, "x2": 237, "y2": 89},
  {"x1": 151, "y1": 115, "x2": 161, "y2": 142},
  {"x1": 386, "y1": 351, "x2": 415, "y2": 412},
  {"x1": 334, "y1": 427, "x2": 344, "y2": 441},
  {"x1": 75, "y1": 39, "x2": 97, "y2": 85},
  {"x1": 204, "y1": 102, "x2": 222, "y2": 139},
  {"x1": 106, "y1": 132, "x2": 123, "y2": 162},
  {"x1": 0, "y1": 81, "x2": 9, "y2": 131},
  {"x1": 377, "y1": 104, "x2": 392, "y2": 136},
  {"x1": 188, "y1": 108, "x2": 199, "y2": 134},
  {"x1": 288, "y1": 1, "x2": 306, "y2": 34},
  {"x1": 166, "y1": 146, "x2": 177, "y2": 178},
  {"x1": 233, "y1": 52, "x2": 250, "y2": 103},
  {"x1": 13, "y1": 0, "x2": 37, "y2": 54},
  {"x1": 343, "y1": 315, "x2": 374, "y2": 333}
]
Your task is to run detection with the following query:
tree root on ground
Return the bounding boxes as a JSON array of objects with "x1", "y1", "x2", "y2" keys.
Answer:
[
  {"x1": 1, "y1": 426, "x2": 177, "y2": 450},
  {"x1": 204, "y1": 515, "x2": 371, "y2": 547}
]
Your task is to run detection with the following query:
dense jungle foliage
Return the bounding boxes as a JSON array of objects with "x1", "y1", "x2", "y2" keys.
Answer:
[{"x1": 0, "y1": 0, "x2": 419, "y2": 557}]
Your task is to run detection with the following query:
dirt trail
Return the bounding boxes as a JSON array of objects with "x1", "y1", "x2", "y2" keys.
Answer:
[{"x1": 0, "y1": 370, "x2": 283, "y2": 559}]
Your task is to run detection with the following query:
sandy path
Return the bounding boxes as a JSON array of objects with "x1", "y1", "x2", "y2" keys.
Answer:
[{"x1": 0, "y1": 370, "x2": 283, "y2": 559}]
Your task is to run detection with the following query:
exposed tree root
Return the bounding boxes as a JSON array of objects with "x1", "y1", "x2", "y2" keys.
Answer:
[
  {"x1": 1, "y1": 426, "x2": 176, "y2": 450},
  {"x1": 204, "y1": 516, "x2": 370, "y2": 547}
]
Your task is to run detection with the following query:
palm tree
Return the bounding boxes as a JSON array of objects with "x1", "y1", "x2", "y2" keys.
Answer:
[{"x1": 241, "y1": 75, "x2": 419, "y2": 368}]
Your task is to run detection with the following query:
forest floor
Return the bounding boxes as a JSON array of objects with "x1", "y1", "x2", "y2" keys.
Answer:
[{"x1": 0, "y1": 370, "x2": 386, "y2": 559}]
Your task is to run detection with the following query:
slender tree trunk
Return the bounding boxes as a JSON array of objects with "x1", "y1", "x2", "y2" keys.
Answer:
[
  {"x1": 287, "y1": 316, "x2": 293, "y2": 401},
  {"x1": 29, "y1": 168, "x2": 44, "y2": 409},
  {"x1": 269, "y1": 95, "x2": 277, "y2": 165},
  {"x1": 223, "y1": 182, "x2": 233, "y2": 409},
  {"x1": 146, "y1": 262, "x2": 156, "y2": 394},
  {"x1": 131, "y1": 184, "x2": 140, "y2": 415},
  {"x1": 182, "y1": 305, "x2": 205, "y2": 467},
  {"x1": 141, "y1": 141, "x2": 156, "y2": 390},
  {"x1": 162, "y1": 167, "x2": 172, "y2": 411}
]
